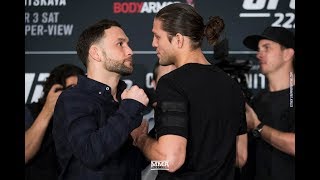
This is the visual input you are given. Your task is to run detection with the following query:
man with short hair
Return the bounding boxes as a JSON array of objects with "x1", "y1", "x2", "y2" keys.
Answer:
[
  {"x1": 52, "y1": 19, "x2": 149, "y2": 180},
  {"x1": 243, "y1": 26, "x2": 295, "y2": 180}
]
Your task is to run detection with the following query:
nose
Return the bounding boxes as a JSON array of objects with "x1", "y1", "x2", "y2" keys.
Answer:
[
  {"x1": 256, "y1": 51, "x2": 262, "y2": 60},
  {"x1": 152, "y1": 36, "x2": 158, "y2": 48},
  {"x1": 127, "y1": 46, "x2": 133, "y2": 56}
]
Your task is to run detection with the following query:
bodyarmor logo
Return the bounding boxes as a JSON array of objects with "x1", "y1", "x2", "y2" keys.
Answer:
[
  {"x1": 113, "y1": 1, "x2": 196, "y2": 14},
  {"x1": 113, "y1": 1, "x2": 180, "y2": 14}
]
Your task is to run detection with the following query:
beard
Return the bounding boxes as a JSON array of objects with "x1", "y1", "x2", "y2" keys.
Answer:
[
  {"x1": 102, "y1": 51, "x2": 133, "y2": 76},
  {"x1": 158, "y1": 51, "x2": 176, "y2": 66},
  {"x1": 158, "y1": 49, "x2": 177, "y2": 66}
]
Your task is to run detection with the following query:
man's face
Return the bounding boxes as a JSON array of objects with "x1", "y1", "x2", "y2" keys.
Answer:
[
  {"x1": 99, "y1": 26, "x2": 134, "y2": 76},
  {"x1": 152, "y1": 18, "x2": 176, "y2": 66},
  {"x1": 256, "y1": 39, "x2": 287, "y2": 75},
  {"x1": 65, "y1": 75, "x2": 78, "y2": 89}
]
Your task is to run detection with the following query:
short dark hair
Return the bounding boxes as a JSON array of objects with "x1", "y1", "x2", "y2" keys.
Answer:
[
  {"x1": 38, "y1": 64, "x2": 85, "y2": 106},
  {"x1": 156, "y1": 3, "x2": 225, "y2": 49},
  {"x1": 76, "y1": 19, "x2": 121, "y2": 67}
]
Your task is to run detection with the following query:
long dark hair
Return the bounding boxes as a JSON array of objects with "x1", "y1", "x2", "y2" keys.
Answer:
[
  {"x1": 38, "y1": 64, "x2": 85, "y2": 106},
  {"x1": 156, "y1": 3, "x2": 225, "y2": 49}
]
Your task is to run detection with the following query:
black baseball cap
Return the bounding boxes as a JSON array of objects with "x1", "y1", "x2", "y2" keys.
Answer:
[{"x1": 243, "y1": 26, "x2": 295, "y2": 51}]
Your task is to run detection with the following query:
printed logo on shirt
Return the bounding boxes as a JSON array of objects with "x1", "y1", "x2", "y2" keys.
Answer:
[{"x1": 151, "y1": 160, "x2": 169, "y2": 170}]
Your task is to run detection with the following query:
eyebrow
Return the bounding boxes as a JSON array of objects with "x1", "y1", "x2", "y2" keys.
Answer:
[
  {"x1": 152, "y1": 31, "x2": 159, "y2": 37},
  {"x1": 259, "y1": 42, "x2": 271, "y2": 49},
  {"x1": 117, "y1": 37, "x2": 129, "y2": 42},
  {"x1": 152, "y1": 29, "x2": 157, "y2": 34}
]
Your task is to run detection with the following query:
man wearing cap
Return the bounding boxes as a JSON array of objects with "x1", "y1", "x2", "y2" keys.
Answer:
[{"x1": 243, "y1": 26, "x2": 295, "y2": 180}]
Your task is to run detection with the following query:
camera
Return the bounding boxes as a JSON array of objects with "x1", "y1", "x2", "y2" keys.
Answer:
[{"x1": 212, "y1": 38, "x2": 254, "y2": 105}]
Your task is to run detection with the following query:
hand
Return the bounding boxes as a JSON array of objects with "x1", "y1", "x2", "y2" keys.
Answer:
[
  {"x1": 245, "y1": 103, "x2": 260, "y2": 130},
  {"x1": 130, "y1": 120, "x2": 148, "y2": 146},
  {"x1": 121, "y1": 85, "x2": 149, "y2": 106},
  {"x1": 42, "y1": 84, "x2": 63, "y2": 114}
]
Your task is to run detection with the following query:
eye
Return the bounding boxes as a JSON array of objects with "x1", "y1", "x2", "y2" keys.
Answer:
[
  {"x1": 117, "y1": 42, "x2": 123, "y2": 46},
  {"x1": 154, "y1": 34, "x2": 160, "y2": 39}
]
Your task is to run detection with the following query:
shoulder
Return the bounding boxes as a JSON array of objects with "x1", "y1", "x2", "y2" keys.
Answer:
[
  {"x1": 55, "y1": 86, "x2": 95, "y2": 115},
  {"x1": 59, "y1": 84, "x2": 87, "y2": 100},
  {"x1": 254, "y1": 89, "x2": 269, "y2": 100}
]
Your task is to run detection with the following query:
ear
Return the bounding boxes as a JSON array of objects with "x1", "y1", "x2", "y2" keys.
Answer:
[
  {"x1": 174, "y1": 33, "x2": 184, "y2": 48},
  {"x1": 283, "y1": 48, "x2": 295, "y2": 62},
  {"x1": 88, "y1": 45, "x2": 101, "y2": 62}
]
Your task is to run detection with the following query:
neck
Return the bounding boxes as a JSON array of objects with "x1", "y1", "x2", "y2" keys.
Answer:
[
  {"x1": 175, "y1": 48, "x2": 210, "y2": 68},
  {"x1": 267, "y1": 68, "x2": 295, "y2": 92},
  {"x1": 87, "y1": 65, "x2": 121, "y2": 98}
]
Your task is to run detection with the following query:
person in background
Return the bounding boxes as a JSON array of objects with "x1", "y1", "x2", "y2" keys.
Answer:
[
  {"x1": 52, "y1": 19, "x2": 149, "y2": 180},
  {"x1": 25, "y1": 63, "x2": 85, "y2": 180},
  {"x1": 242, "y1": 26, "x2": 295, "y2": 180},
  {"x1": 131, "y1": 3, "x2": 247, "y2": 180},
  {"x1": 141, "y1": 61, "x2": 176, "y2": 180}
]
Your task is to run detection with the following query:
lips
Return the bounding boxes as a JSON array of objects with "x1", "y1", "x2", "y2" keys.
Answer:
[
  {"x1": 259, "y1": 61, "x2": 266, "y2": 65},
  {"x1": 124, "y1": 57, "x2": 132, "y2": 62}
]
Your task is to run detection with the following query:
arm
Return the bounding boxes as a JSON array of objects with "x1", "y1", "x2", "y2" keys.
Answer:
[
  {"x1": 133, "y1": 77, "x2": 188, "y2": 172},
  {"x1": 131, "y1": 111, "x2": 187, "y2": 172},
  {"x1": 260, "y1": 125, "x2": 295, "y2": 156},
  {"x1": 245, "y1": 103, "x2": 295, "y2": 156},
  {"x1": 62, "y1": 99, "x2": 145, "y2": 168},
  {"x1": 136, "y1": 134, "x2": 187, "y2": 172},
  {"x1": 59, "y1": 86, "x2": 148, "y2": 168},
  {"x1": 236, "y1": 133, "x2": 248, "y2": 168},
  {"x1": 25, "y1": 84, "x2": 62, "y2": 164},
  {"x1": 25, "y1": 106, "x2": 53, "y2": 163}
]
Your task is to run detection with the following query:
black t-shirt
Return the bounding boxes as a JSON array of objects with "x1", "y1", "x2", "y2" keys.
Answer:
[
  {"x1": 253, "y1": 87, "x2": 295, "y2": 180},
  {"x1": 154, "y1": 63, "x2": 246, "y2": 180}
]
